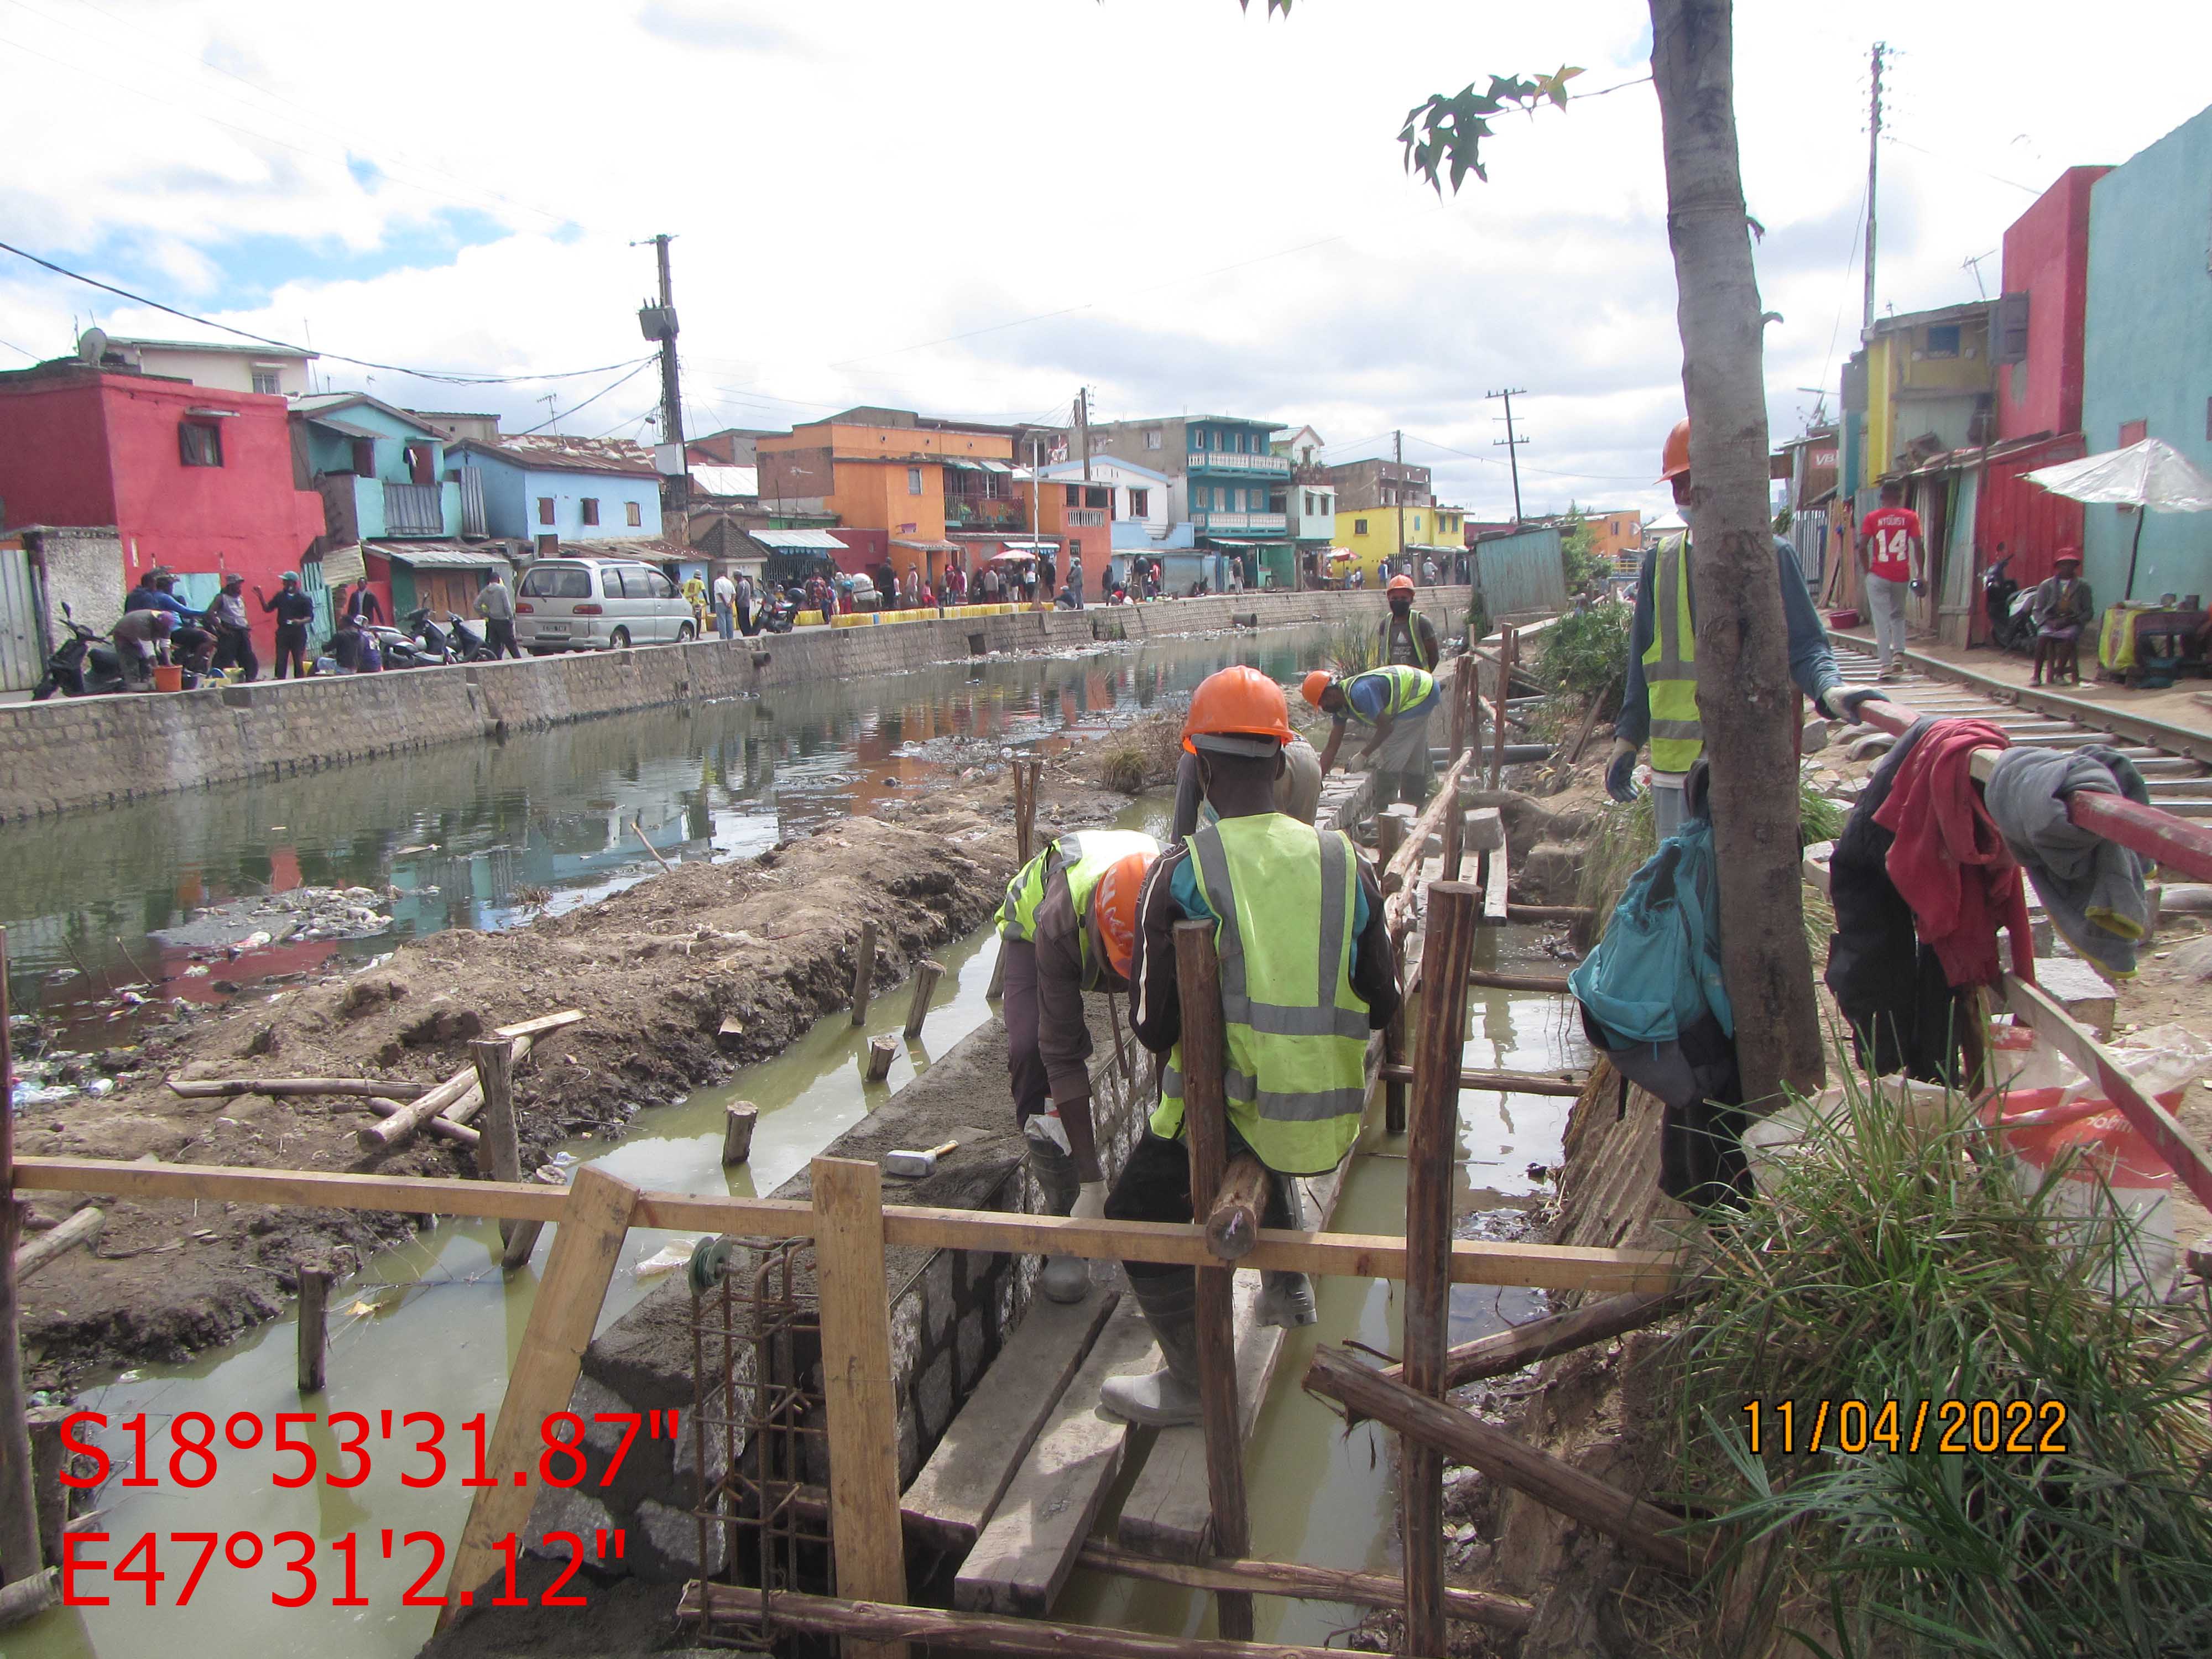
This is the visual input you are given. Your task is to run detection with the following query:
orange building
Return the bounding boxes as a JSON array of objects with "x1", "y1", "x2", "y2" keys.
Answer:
[
  {"x1": 757, "y1": 407, "x2": 1033, "y2": 595},
  {"x1": 1033, "y1": 479, "x2": 1112, "y2": 580},
  {"x1": 1585, "y1": 509, "x2": 1644, "y2": 566}
]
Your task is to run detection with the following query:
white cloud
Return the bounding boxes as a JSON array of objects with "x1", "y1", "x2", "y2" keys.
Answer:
[{"x1": 3, "y1": 0, "x2": 2208, "y2": 517}]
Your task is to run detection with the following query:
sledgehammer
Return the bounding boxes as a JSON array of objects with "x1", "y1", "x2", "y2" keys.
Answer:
[{"x1": 884, "y1": 1139, "x2": 959, "y2": 1178}]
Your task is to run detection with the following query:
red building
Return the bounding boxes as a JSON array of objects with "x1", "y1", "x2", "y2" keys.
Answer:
[{"x1": 0, "y1": 361, "x2": 326, "y2": 654}]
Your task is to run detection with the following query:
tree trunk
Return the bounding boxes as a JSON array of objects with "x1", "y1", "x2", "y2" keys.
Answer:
[{"x1": 1647, "y1": 0, "x2": 1823, "y2": 1103}]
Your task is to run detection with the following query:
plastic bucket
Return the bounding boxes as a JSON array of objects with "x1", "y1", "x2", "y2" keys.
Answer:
[
  {"x1": 151, "y1": 664, "x2": 185, "y2": 693},
  {"x1": 1987, "y1": 1088, "x2": 2178, "y2": 1295}
]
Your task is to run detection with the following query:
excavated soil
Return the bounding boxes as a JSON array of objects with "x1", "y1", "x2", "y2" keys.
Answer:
[{"x1": 12, "y1": 760, "x2": 1123, "y2": 1389}]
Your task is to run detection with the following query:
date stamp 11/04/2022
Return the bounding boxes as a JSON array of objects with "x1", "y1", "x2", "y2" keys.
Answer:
[
  {"x1": 1740, "y1": 1396, "x2": 2071, "y2": 1457},
  {"x1": 53, "y1": 1406, "x2": 683, "y2": 1610}
]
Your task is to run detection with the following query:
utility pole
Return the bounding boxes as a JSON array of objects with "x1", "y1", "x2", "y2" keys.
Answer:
[
  {"x1": 1863, "y1": 41, "x2": 1885, "y2": 334},
  {"x1": 1486, "y1": 389, "x2": 1528, "y2": 524},
  {"x1": 1392, "y1": 430, "x2": 1407, "y2": 570},
  {"x1": 1075, "y1": 387, "x2": 1091, "y2": 483},
  {"x1": 635, "y1": 233, "x2": 687, "y2": 514}
]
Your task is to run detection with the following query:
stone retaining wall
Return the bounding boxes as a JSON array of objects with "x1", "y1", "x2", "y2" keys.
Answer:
[{"x1": 0, "y1": 587, "x2": 1469, "y2": 823}]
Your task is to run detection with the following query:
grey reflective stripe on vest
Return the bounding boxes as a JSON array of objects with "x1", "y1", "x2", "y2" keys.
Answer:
[
  {"x1": 1188, "y1": 823, "x2": 1369, "y2": 1042},
  {"x1": 1161, "y1": 1062, "x2": 1370, "y2": 1124}
]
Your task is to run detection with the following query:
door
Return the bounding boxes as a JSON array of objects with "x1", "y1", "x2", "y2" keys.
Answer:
[
  {"x1": 0, "y1": 543, "x2": 40, "y2": 691},
  {"x1": 299, "y1": 557, "x2": 335, "y2": 647}
]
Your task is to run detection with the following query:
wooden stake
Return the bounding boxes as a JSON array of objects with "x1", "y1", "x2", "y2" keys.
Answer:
[
  {"x1": 12, "y1": 1207, "x2": 102, "y2": 1284},
  {"x1": 167, "y1": 1076, "x2": 430, "y2": 1100},
  {"x1": 1306, "y1": 1345, "x2": 1696, "y2": 1576},
  {"x1": 0, "y1": 928, "x2": 44, "y2": 1588},
  {"x1": 903, "y1": 959, "x2": 944, "y2": 1040},
  {"x1": 1490, "y1": 628, "x2": 1517, "y2": 789},
  {"x1": 1169, "y1": 919, "x2": 1253, "y2": 1640},
  {"x1": 24, "y1": 1408, "x2": 65, "y2": 1571},
  {"x1": 851, "y1": 920, "x2": 878, "y2": 1026},
  {"x1": 862, "y1": 1036, "x2": 899, "y2": 1085},
  {"x1": 439, "y1": 1166, "x2": 639, "y2": 1625},
  {"x1": 629, "y1": 816, "x2": 676, "y2": 874},
  {"x1": 295, "y1": 1264, "x2": 330, "y2": 1393},
  {"x1": 365, "y1": 1095, "x2": 479, "y2": 1149},
  {"x1": 811, "y1": 1158, "x2": 909, "y2": 1657},
  {"x1": 1401, "y1": 881, "x2": 1482, "y2": 1658},
  {"x1": 1383, "y1": 925, "x2": 1410, "y2": 1137},
  {"x1": 1014, "y1": 760, "x2": 1041, "y2": 864},
  {"x1": 1441, "y1": 787, "x2": 1466, "y2": 883},
  {"x1": 1202, "y1": 1154, "x2": 1271, "y2": 1262},
  {"x1": 721, "y1": 1102, "x2": 759, "y2": 1166},
  {"x1": 358, "y1": 1011, "x2": 581, "y2": 1150},
  {"x1": 469, "y1": 1037, "x2": 541, "y2": 1270},
  {"x1": 1380, "y1": 1287, "x2": 1697, "y2": 1392}
]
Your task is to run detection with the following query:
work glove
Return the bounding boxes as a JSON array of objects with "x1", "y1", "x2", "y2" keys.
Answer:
[
  {"x1": 1821, "y1": 687, "x2": 1885, "y2": 722},
  {"x1": 1604, "y1": 739, "x2": 1640, "y2": 804}
]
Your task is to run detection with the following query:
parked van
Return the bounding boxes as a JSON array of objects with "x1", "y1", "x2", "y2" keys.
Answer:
[{"x1": 514, "y1": 558, "x2": 697, "y2": 653}]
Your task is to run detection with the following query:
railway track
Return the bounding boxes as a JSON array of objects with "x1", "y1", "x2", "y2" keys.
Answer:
[{"x1": 1831, "y1": 639, "x2": 2212, "y2": 818}]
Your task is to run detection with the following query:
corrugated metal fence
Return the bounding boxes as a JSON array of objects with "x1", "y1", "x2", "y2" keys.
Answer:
[
  {"x1": 0, "y1": 544, "x2": 41, "y2": 691},
  {"x1": 1470, "y1": 525, "x2": 1567, "y2": 618}
]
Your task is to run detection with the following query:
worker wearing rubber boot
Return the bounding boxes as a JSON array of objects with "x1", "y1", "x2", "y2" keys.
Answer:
[
  {"x1": 995, "y1": 829, "x2": 1160, "y2": 1303},
  {"x1": 1376, "y1": 573, "x2": 1441, "y2": 670},
  {"x1": 1100, "y1": 667, "x2": 1401, "y2": 1426},
  {"x1": 1610, "y1": 417, "x2": 1867, "y2": 837},
  {"x1": 1305, "y1": 661, "x2": 1440, "y2": 820}
]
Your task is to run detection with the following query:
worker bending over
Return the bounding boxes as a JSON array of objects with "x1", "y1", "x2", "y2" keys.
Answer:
[
  {"x1": 995, "y1": 828, "x2": 1160, "y2": 1303},
  {"x1": 1303, "y1": 662, "x2": 1440, "y2": 817},
  {"x1": 1609, "y1": 417, "x2": 1873, "y2": 836},
  {"x1": 1101, "y1": 667, "x2": 1401, "y2": 1426}
]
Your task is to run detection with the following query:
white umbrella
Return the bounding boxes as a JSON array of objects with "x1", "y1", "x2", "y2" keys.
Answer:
[{"x1": 2025, "y1": 437, "x2": 2212, "y2": 599}]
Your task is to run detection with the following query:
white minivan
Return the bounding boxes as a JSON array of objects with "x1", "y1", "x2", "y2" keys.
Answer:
[{"x1": 514, "y1": 557, "x2": 698, "y2": 653}]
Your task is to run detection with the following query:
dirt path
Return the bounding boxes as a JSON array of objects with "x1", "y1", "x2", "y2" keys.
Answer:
[{"x1": 12, "y1": 759, "x2": 1124, "y2": 1389}]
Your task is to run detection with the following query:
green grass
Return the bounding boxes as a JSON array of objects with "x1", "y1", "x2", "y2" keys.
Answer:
[{"x1": 1671, "y1": 1071, "x2": 2212, "y2": 1658}]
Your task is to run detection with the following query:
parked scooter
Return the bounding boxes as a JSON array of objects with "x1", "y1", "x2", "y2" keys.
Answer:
[
  {"x1": 404, "y1": 606, "x2": 492, "y2": 665},
  {"x1": 1983, "y1": 554, "x2": 2039, "y2": 655},
  {"x1": 758, "y1": 591, "x2": 797, "y2": 634},
  {"x1": 32, "y1": 604, "x2": 127, "y2": 699},
  {"x1": 366, "y1": 619, "x2": 441, "y2": 670}
]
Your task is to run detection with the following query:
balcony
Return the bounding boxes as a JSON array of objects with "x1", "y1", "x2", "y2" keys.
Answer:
[
  {"x1": 382, "y1": 481, "x2": 446, "y2": 537},
  {"x1": 943, "y1": 495, "x2": 1026, "y2": 531},
  {"x1": 1191, "y1": 511, "x2": 1288, "y2": 535},
  {"x1": 1066, "y1": 508, "x2": 1108, "y2": 529},
  {"x1": 1188, "y1": 450, "x2": 1291, "y2": 476}
]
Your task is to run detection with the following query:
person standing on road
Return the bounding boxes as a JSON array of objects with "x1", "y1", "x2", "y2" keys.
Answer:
[
  {"x1": 1609, "y1": 418, "x2": 1871, "y2": 837},
  {"x1": 1376, "y1": 573, "x2": 1440, "y2": 670},
  {"x1": 255, "y1": 571, "x2": 314, "y2": 679},
  {"x1": 475, "y1": 568, "x2": 520, "y2": 659},
  {"x1": 713, "y1": 569, "x2": 738, "y2": 640},
  {"x1": 682, "y1": 570, "x2": 709, "y2": 634},
  {"x1": 344, "y1": 581, "x2": 384, "y2": 629},
  {"x1": 210, "y1": 573, "x2": 259, "y2": 681},
  {"x1": 1305, "y1": 662, "x2": 1440, "y2": 815},
  {"x1": 1856, "y1": 482, "x2": 1924, "y2": 680},
  {"x1": 1101, "y1": 668, "x2": 1400, "y2": 1425},
  {"x1": 1066, "y1": 554, "x2": 1084, "y2": 609}
]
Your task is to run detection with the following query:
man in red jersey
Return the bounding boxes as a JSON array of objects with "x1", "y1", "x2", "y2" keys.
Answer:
[{"x1": 1856, "y1": 482, "x2": 1924, "y2": 680}]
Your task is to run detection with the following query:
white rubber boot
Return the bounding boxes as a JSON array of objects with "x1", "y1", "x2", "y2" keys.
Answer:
[{"x1": 1098, "y1": 1275, "x2": 1204, "y2": 1427}]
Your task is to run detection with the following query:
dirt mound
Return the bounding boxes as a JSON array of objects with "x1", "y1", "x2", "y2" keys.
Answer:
[{"x1": 14, "y1": 764, "x2": 1120, "y2": 1387}]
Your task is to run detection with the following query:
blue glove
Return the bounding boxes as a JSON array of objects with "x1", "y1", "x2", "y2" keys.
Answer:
[
  {"x1": 1604, "y1": 739, "x2": 1640, "y2": 804},
  {"x1": 1825, "y1": 687, "x2": 1885, "y2": 722}
]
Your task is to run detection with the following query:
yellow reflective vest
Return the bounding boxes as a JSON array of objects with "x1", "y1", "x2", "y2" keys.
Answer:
[
  {"x1": 1642, "y1": 535, "x2": 1702, "y2": 773},
  {"x1": 996, "y1": 829, "x2": 1160, "y2": 980},
  {"x1": 1152, "y1": 814, "x2": 1371, "y2": 1175},
  {"x1": 1341, "y1": 664, "x2": 1436, "y2": 724}
]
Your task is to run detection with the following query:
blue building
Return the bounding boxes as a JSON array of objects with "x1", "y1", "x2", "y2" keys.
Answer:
[
  {"x1": 1082, "y1": 413, "x2": 1293, "y2": 588},
  {"x1": 454, "y1": 437, "x2": 665, "y2": 553},
  {"x1": 293, "y1": 393, "x2": 466, "y2": 543},
  {"x1": 2080, "y1": 102, "x2": 2212, "y2": 604}
]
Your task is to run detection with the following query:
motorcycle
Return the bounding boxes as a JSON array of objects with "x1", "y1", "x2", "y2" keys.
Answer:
[
  {"x1": 403, "y1": 607, "x2": 492, "y2": 665},
  {"x1": 758, "y1": 591, "x2": 797, "y2": 634},
  {"x1": 364, "y1": 620, "x2": 441, "y2": 670},
  {"x1": 32, "y1": 604, "x2": 128, "y2": 699},
  {"x1": 1983, "y1": 554, "x2": 2039, "y2": 655}
]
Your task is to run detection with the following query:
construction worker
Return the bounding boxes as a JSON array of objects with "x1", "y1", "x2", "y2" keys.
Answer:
[
  {"x1": 996, "y1": 828, "x2": 1161, "y2": 1303},
  {"x1": 1303, "y1": 662, "x2": 1439, "y2": 817},
  {"x1": 1376, "y1": 573, "x2": 1441, "y2": 670},
  {"x1": 1100, "y1": 667, "x2": 1401, "y2": 1425},
  {"x1": 1170, "y1": 727, "x2": 1322, "y2": 844},
  {"x1": 1609, "y1": 418, "x2": 1874, "y2": 836}
]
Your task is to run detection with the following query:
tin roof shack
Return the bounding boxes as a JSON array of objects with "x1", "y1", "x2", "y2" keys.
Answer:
[{"x1": 453, "y1": 436, "x2": 664, "y2": 557}]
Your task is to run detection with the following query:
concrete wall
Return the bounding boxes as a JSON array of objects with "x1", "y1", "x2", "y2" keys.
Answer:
[{"x1": 0, "y1": 586, "x2": 1468, "y2": 823}]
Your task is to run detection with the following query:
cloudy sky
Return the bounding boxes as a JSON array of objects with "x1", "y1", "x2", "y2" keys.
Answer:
[{"x1": 4, "y1": 0, "x2": 2209, "y2": 520}]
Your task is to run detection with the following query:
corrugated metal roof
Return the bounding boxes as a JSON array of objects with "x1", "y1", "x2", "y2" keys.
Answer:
[
  {"x1": 369, "y1": 541, "x2": 515, "y2": 570},
  {"x1": 304, "y1": 414, "x2": 383, "y2": 439},
  {"x1": 749, "y1": 529, "x2": 850, "y2": 551},
  {"x1": 691, "y1": 465, "x2": 757, "y2": 498}
]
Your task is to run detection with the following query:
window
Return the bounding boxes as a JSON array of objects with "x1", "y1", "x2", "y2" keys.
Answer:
[
  {"x1": 350, "y1": 436, "x2": 376, "y2": 476},
  {"x1": 1411, "y1": 515, "x2": 1422, "y2": 533},
  {"x1": 1192, "y1": 429, "x2": 1208, "y2": 451},
  {"x1": 624, "y1": 567, "x2": 676, "y2": 600},
  {"x1": 1354, "y1": 518, "x2": 1369, "y2": 536},
  {"x1": 1382, "y1": 487, "x2": 1395, "y2": 506},
  {"x1": 625, "y1": 500, "x2": 643, "y2": 526},
  {"x1": 537, "y1": 497, "x2": 555, "y2": 525},
  {"x1": 520, "y1": 565, "x2": 590, "y2": 598},
  {"x1": 179, "y1": 421, "x2": 223, "y2": 467},
  {"x1": 251, "y1": 369, "x2": 281, "y2": 395},
  {"x1": 1144, "y1": 429, "x2": 1162, "y2": 450},
  {"x1": 2120, "y1": 418, "x2": 2148, "y2": 447},
  {"x1": 1128, "y1": 487, "x2": 1149, "y2": 517},
  {"x1": 580, "y1": 498, "x2": 600, "y2": 526},
  {"x1": 1925, "y1": 324, "x2": 1962, "y2": 359},
  {"x1": 535, "y1": 534, "x2": 559, "y2": 559},
  {"x1": 907, "y1": 466, "x2": 924, "y2": 495},
  {"x1": 1066, "y1": 484, "x2": 1082, "y2": 507}
]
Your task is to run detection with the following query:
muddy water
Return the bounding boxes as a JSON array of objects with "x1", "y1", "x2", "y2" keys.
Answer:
[{"x1": 6, "y1": 623, "x2": 1593, "y2": 1659}]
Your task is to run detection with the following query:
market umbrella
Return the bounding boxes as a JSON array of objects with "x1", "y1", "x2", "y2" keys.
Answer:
[{"x1": 2025, "y1": 437, "x2": 2212, "y2": 599}]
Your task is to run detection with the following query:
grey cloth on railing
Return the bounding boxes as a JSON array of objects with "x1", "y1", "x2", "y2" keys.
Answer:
[{"x1": 1983, "y1": 744, "x2": 2152, "y2": 978}]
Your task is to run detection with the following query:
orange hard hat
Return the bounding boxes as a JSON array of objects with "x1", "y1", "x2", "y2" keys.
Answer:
[
  {"x1": 1298, "y1": 669, "x2": 1334, "y2": 709},
  {"x1": 1387, "y1": 573, "x2": 1416, "y2": 595},
  {"x1": 1182, "y1": 665, "x2": 1296, "y2": 755},
  {"x1": 1657, "y1": 418, "x2": 1692, "y2": 484},
  {"x1": 1091, "y1": 851, "x2": 1154, "y2": 979}
]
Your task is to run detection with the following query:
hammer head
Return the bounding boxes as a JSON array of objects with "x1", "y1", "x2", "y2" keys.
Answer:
[{"x1": 884, "y1": 1138, "x2": 959, "y2": 1178}]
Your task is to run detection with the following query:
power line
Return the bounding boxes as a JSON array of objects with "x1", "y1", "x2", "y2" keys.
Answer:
[
  {"x1": 508, "y1": 358, "x2": 660, "y2": 435},
  {"x1": 1402, "y1": 431, "x2": 1651, "y2": 486},
  {"x1": 0, "y1": 236, "x2": 655, "y2": 385}
]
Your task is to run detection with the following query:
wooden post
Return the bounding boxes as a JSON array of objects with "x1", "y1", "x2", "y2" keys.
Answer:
[
  {"x1": 811, "y1": 1157, "x2": 909, "y2": 1657},
  {"x1": 12, "y1": 1207, "x2": 102, "y2": 1284},
  {"x1": 440, "y1": 1166, "x2": 639, "y2": 1624},
  {"x1": 851, "y1": 921, "x2": 879, "y2": 1026},
  {"x1": 1402, "y1": 883, "x2": 1482, "y2": 1656},
  {"x1": 1490, "y1": 629, "x2": 1517, "y2": 788},
  {"x1": 470, "y1": 1037, "x2": 541, "y2": 1270},
  {"x1": 1203, "y1": 1155, "x2": 1271, "y2": 1261},
  {"x1": 1373, "y1": 805, "x2": 1404, "y2": 869},
  {"x1": 862, "y1": 1036, "x2": 899, "y2": 1085},
  {"x1": 1169, "y1": 920, "x2": 1253, "y2": 1640},
  {"x1": 1014, "y1": 761, "x2": 1041, "y2": 864},
  {"x1": 1383, "y1": 924, "x2": 1410, "y2": 1137},
  {"x1": 24, "y1": 1408, "x2": 65, "y2": 1571},
  {"x1": 904, "y1": 959, "x2": 945, "y2": 1040},
  {"x1": 1441, "y1": 788, "x2": 1466, "y2": 884},
  {"x1": 296, "y1": 1264, "x2": 330, "y2": 1394},
  {"x1": 0, "y1": 928, "x2": 44, "y2": 1588},
  {"x1": 721, "y1": 1102, "x2": 759, "y2": 1166}
]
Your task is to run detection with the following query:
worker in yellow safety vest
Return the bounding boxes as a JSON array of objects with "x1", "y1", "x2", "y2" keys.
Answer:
[
  {"x1": 1303, "y1": 661, "x2": 1441, "y2": 815},
  {"x1": 995, "y1": 828, "x2": 1160, "y2": 1303},
  {"x1": 1100, "y1": 667, "x2": 1401, "y2": 1426},
  {"x1": 1609, "y1": 417, "x2": 1874, "y2": 836}
]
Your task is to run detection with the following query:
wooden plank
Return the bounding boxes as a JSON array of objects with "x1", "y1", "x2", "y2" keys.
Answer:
[
  {"x1": 9, "y1": 1157, "x2": 1681, "y2": 1290},
  {"x1": 1170, "y1": 920, "x2": 1251, "y2": 1639},
  {"x1": 901, "y1": 1283, "x2": 1121, "y2": 1546},
  {"x1": 1403, "y1": 883, "x2": 1481, "y2": 1658},
  {"x1": 437, "y1": 1165, "x2": 638, "y2": 1624},
  {"x1": 1478, "y1": 827, "x2": 1510, "y2": 925},
  {"x1": 953, "y1": 1297, "x2": 1158, "y2": 1615},
  {"x1": 811, "y1": 1158, "x2": 907, "y2": 1656},
  {"x1": 1379, "y1": 1066, "x2": 1586, "y2": 1097},
  {"x1": 1380, "y1": 1287, "x2": 1698, "y2": 1392},
  {"x1": 1077, "y1": 1541, "x2": 1534, "y2": 1634}
]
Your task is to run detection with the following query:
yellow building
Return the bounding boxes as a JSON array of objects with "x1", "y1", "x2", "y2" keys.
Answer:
[
  {"x1": 1334, "y1": 502, "x2": 1463, "y2": 582},
  {"x1": 1854, "y1": 300, "x2": 1995, "y2": 486}
]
